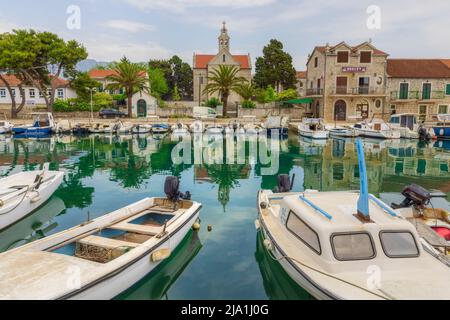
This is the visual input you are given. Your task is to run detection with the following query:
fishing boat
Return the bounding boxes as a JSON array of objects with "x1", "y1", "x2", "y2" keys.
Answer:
[
  {"x1": 262, "y1": 116, "x2": 289, "y2": 136},
  {"x1": 131, "y1": 124, "x2": 152, "y2": 134},
  {"x1": 55, "y1": 120, "x2": 72, "y2": 134},
  {"x1": 0, "y1": 167, "x2": 64, "y2": 230},
  {"x1": 171, "y1": 122, "x2": 189, "y2": 135},
  {"x1": 88, "y1": 123, "x2": 110, "y2": 134},
  {"x1": 12, "y1": 113, "x2": 55, "y2": 136},
  {"x1": 298, "y1": 118, "x2": 329, "y2": 140},
  {"x1": 151, "y1": 123, "x2": 170, "y2": 134},
  {"x1": 189, "y1": 120, "x2": 204, "y2": 134},
  {"x1": 116, "y1": 121, "x2": 133, "y2": 135},
  {"x1": 72, "y1": 123, "x2": 90, "y2": 136},
  {"x1": 353, "y1": 119, "x2": 400, "y2": 139},
  {"x1": 0, "y1": 176, "x2": 201, "y2": 300},
  {"x1": 329, "y1": 127, "x2": 359, "y2": 138},
  {"x1": 256, "y1": 139, "x2": 450, "y2": 300},
  {"x1": 431, "y1": 114, "x2": 450, "y2": 140},
  {"x1": 388, "y1": 113, "x2": 435, "y2": 140},
  {"x1": 0, "y1": 114, "x2": 13, "y2": 134}
]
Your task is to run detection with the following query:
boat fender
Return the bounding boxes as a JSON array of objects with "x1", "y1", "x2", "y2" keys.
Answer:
[
  {"x1": 192, "y1": 221, "x2": 201, "y2": 231},
  {"x1": 263, "y1": 239, "x2": 273, "y2": 251},
  {"x1": 0, "y1": 200, "x2": 3, "y2": 207},
  {"x1": 254, "y1": 219, "x2": 261, "y2": 230},
  {"x1": 151, "y1": 248, "x2": 171, "y2": 262},
  {"x1": 260, "y1": 201, "x2": 268, "y2": 209},
  {"x1": 207, "y1": 225, "x2": 212, "y2": 232}
]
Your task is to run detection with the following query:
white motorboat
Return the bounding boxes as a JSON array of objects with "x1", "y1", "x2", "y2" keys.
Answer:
[
  {"x1": 0, "y1": 117, "x2": 13, "y2": 134},
  {"x1": 171, "y1": 122, "x2": 189, "y2": 135},
  {"x1": 131, "y1": 124, "x2": 152, "y2": 134},
  {"x1": 388, "y1": 113, "x2": 435, "y2": 140},
  {"x1": 205, "y1": 124, "x2": 224, "y2": 135},
  {"x1": 117, "y1": 121, "x2": 133, "y2": 134},
  {"x1": 55, "y1": 120, "x2": 72, "y2": 134},
  {"x1": 298, "y1": 118, "x2": 329, "y2": 140},
  {"x1": 262, "y1": 116, "x2": 289, "y2": 136},
  {"x1": 354, "y1": 119, "x2": 400, "y2": 139},
  {"x1": 190, "y1": 120, "x2": 204, "y2": 134},
  {"x1": 256, "y1": 140, "x2": 450, "y2": 300},
  {"x1": 0, "y1": 177, "x2": 201, "y2": 300},
  {"x1": 329, "y1": 126, "x2": 359, "y2": 138},
  {"x1": 88, "y1": 123, "x2": 109, "y2": 134},
  {"x1": 0, "y1": 167, "x2": 64, "y2": 230}
]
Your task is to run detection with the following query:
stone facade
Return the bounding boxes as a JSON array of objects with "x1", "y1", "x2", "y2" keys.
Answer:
[
  {"x1": 296, "y1": 71, "x2": 307, "y2": 97},
  {"x1": 305, "y1": 41, "x2": 389, "y2": 122},
  {"x1": 193, "y1": 22, "x2": 252, "y2": 108}
]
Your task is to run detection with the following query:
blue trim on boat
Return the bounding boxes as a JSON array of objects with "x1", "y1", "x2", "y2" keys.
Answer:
[
  {"x1": 298, "y1": 195, "x2": 333, "y2": 220},
  {"x1": 369, "y1": 194, "x2": 398, "y2": 218},
  {"x1": 356, "y1": 139, "x2": 370, "y2": 218},
  {"x1": 433, "y1": 126, "x2": 450, "y2": 139}
]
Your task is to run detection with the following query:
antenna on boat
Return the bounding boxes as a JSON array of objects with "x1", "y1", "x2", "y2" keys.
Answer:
[{"x1": 356, "y1": 139, "x2": 370, "y2": 222}]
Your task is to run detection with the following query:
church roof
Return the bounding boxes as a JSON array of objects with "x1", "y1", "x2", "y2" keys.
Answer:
[{"x1": 194, "y1": 54, "x2": 251, "y2": 69}]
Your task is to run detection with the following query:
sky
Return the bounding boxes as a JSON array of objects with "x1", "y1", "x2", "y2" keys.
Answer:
[{"x1": 1, "y1": 0, "x2": 450, "y2": 70}]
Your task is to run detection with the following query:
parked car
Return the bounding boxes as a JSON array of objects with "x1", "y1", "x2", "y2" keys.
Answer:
[{"x1": 99, "y1": 109, "x2": 127, "y2": 119}]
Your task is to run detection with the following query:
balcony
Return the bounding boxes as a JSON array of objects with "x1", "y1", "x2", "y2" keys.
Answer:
[
  {"x1": 331, "y1": 86, "x2": 386, "y2": 96},
  {"x1": 305, "y1": 88, "x2": 324, "y2": 96},
  {"x1": 390, "y1": 90, "x2": 445, "y2": 101}
]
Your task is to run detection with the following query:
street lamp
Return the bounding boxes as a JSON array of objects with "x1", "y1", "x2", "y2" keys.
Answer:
[{"x1": 86, "y1": 87, "x2": 97, "y2": 122}]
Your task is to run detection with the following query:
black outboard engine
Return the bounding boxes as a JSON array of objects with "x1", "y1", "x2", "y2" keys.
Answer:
[
  {"x1": 164, "y1": 176, "x2": 191, "y2": 202},
  {"x1": 418, "y1": 126, "x2": 431, "y2": 141},
  {"x1": 392, "y1": 184, "x2": 431, "y2": 209},
  {"x1": 274, "y1": 174, "x2": 295, "y2": 193}
]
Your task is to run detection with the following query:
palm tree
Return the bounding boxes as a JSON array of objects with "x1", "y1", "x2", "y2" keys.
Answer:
[
  {"x1": 203, "y1": 65, "x2": 247, "y2": 117},
  {"x1": 106, "y1": 57, "x2": 149, "y2": 117},
  {"x1": 235, "y1": 82, "x2": 255, "y2": 101}
]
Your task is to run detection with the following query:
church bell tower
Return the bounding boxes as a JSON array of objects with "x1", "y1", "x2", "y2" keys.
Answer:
[{"x1": 218, "y1": 21, "x2": 230, "y2": 52}]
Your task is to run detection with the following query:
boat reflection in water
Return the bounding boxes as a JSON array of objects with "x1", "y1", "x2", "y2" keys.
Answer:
[
  {"x1": 255, "y1": 232, "x2": 312, "y2": 300},
  {"x1": 116, "y1": 230, "x2": 202, "y2": 300},
  {"x1": 0, "y1": 196, "x2": 66, "y2": 252}
]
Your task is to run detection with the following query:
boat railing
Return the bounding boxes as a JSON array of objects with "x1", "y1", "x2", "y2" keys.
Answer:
[
  {"x1": 369, "y1": 194, "x2": 398, "y2": 218},
  {"x1": 299, "y1": 195, "x2": 333, "y2": 220}
]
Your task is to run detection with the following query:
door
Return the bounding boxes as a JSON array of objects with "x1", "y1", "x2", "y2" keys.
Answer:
[
  {"x1": 422, "y1": 83, "x2": 431, "y2": 100},
  {"x1": 137, "y1": 99, "x2": 147, "y2": 117},
  {"x1": 399, "y1": 83, "x2": 409, "y2": 99},
  {"x1": 336, "y1": 77, "x2": 348, "y2": 94},
  {"x1": 358, "y1": 77, "x2": 370, "y2": 94},
  {"x1": 334, "y1": 100, "x2": 347, "y2": 121}
]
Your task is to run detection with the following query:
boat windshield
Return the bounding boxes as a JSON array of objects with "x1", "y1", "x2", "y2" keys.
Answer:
[{"x1": 380, "y1": 231, "x2": 419, "y2": 258}]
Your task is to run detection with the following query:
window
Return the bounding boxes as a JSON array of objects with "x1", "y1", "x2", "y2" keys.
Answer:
[
  {"x1": 39, "y1": 91, "x2": 44, "y2": 98},
  {"x1": 422, "y1": 83, "x2": 431, "y2": 100},
  {"x1": 29, "y1": 89, "x2": 35, "y2": 98},
  {"x1": 331, "y1": 233, "x2": 376, "y2": 261},
  {"x1": 360, "y1": 51, "x2": 372, "y2": 63},
  {"x1": 314, "y1": 57, "x2": 318, "y2": 68},
  {"x1": 419, "y1": 105, "x2": 427, "y2": 122},
  {"x1": 11, "y1": 89, "x2": 16, "y2": 97},
  {"x1": 223, "y1": 54, "x2": 226, "y2": 63},
  {"x1": 359, "y1": 77, "x2": 370, "y2": 94},
  {"x1": 286, "y1": 211, "x2": 321, "y2": 254},
  {"x1": 380, "y1": 231, "x2": 419, "y2": 258},
  {"x1": 399, "y1": 83, "x2": 409, "y2": 99},
  {"x1": 57, "y1": 89, "x2": 64, "y2": 98},
  {"x1": 337, "y1": 51, "x2": 349, "y2": 63},
  {"x1": 439, "y1": 105, "x2": 448, "y2": 114},
  {"x1": 390, "y1": 105, "x2": 396, "y2": 115},
  {"x1": 0, "y1": 88, "x2": 5, "y2": 98},
  {"x1": 47, "y1": 90, "x2": 52, "y2": 98},
  {"x1": 317, "y1": 79, "x2": 321, "y2": 89},
  {"x1": 446, "y1": 84, "x2": 450, "y2": 96}
]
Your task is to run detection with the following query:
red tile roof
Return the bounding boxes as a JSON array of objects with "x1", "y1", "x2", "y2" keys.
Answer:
[
  {"x1": 387, "y1": 59, "x2": 450, "y2": 78},
  {"x1": 312, "y1": 42, "x2": 388, "y2": 56},
  {"x1": 194, "y1": 54, "x2": 251, "y2": 69},
  {"x1": 0, "y1": 74, "x2": 69, "y2": 88},
  {"x1": 296, "y1": 71, "x2": 307, "y2": 78},
  {"x1": 88, "y1": 69, "x2": 118, "y2": 78}
]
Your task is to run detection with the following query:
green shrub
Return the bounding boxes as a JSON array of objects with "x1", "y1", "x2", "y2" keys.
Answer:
[
  {"x1": 277, "y1": 88, "x2": 298, "y2": 102},
  {"x1": 93, "y1": 92, "x2": 113, "y2": 109},
  {"x1": 206, "y1": 97, "x2": 220, "y2": 108},
  {"x1": 241, "y1": 100, "x2": 256, "y2": 109},
  {"x1": 53, "y1": 98, "x2": 104, "y2": 112}
]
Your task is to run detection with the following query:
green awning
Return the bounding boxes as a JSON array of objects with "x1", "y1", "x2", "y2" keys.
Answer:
[{"x1": 283, "y1": 98, "x2": 313, "y2": 104}]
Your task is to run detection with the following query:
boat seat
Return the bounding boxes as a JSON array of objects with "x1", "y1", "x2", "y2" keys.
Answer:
[
  {"x1": 75, "y1": 235, "x2": 138, "y2": 263},
  {"x1": 77, "y1": 235, "x2": 138, "y2": 250},
  {"x1": 108, "y1": 223, "x2": 162, "y2": 236}
]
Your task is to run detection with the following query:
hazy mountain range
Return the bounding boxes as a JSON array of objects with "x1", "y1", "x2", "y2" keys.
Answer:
[{"x1": 76, "y1": 59, "x2": 110, "y2": 72}]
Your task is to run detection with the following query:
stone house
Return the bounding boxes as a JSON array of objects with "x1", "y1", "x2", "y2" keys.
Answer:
[
  {"x1": 296, "y1": 71, "x2": 307, "y2": 97},
  {"x1": 193, "y1": 22, "x2": 252, "y2": 112},
  {"x1": 304, "y1": 41, "x2": 389, "y2": 122},
  {"x1": 386, "y1": 59, "x2": 450, "y2": 121}
]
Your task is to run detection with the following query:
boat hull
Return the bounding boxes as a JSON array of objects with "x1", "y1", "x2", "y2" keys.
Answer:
[
  {"x1": 0, "y1": 171, "x2": 64, "y2": 230},
  {"x1": 433, "y1": 126, "x2": 450, "y2": 140},
  {"x1": 299, "y1": 130, "x2": 329, "y2": 140},
  {"x1": 355, "y1": 129, "x2": 400, "y2": 139},
  {"x1": 65, "y1": 209, "x2": 199, "y2": 300}
]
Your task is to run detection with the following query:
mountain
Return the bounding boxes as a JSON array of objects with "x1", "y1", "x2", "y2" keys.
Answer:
[{"x1": 76, "y1": 59, "x2": 110, "y2": 72}]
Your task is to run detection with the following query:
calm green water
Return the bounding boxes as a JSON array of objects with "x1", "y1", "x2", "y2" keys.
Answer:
[{"x1": 0, "y1": 134, "x2": 449, "y2": 300}]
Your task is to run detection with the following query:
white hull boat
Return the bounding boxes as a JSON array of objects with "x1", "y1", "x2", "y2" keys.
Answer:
[
  {"x1": 117, "y1": 122, "x2": 133, "y2": 135},
  {"x1": 55, "y1": 120, "x2": 72, "y2": 134},
  {"x1": 0, "y1": 178, "x2": 201, "y2": 300},
  {"x1": 0, "y1": 121, "x2": 13, "y2": 134},
  {"x1": 190, "y1": 120, "x2": 204, "y2": 134},
  {"x1": 354, "y1": 120, "x2": 400, "y2": 139},
  {"x1": 256, "y1": 140, "x2": 450, "y2": 300},
  {"x1": 171, "y1": 123, "x2": 189, "y2": 135},
  {"x1": 205, "y1": 125, "x2": 224, "y2": 135},
  {"x1": 298, "y1": 119, "x2": 329, "y2": 140},
  {"x1": 132, "y1": 124, "x2": 152, "y2": 134},
  {"x1": 0, "y1": 169, "x2": 64, "y2": 230},
  {"x1": 329, "y1": 127, "x2": 359, "y2": 138}
]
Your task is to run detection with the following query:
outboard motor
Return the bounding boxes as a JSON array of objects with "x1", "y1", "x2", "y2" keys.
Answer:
[
  {"x1": 392, "y1": 184, "x2": 431, "y2": 209},
  {"x1": 164, "y1": 176, "x2": 191, "y2": 202},
  {"x1": 274, "y1": 174, "x2": 295, "y2": 193},
  {"x1": 418, "y1": 126, "x2": 431, "y2": 141}
]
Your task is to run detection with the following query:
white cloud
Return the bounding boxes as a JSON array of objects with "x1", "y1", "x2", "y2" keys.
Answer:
[
  {"x1": 125, "y1": 0, "x2": 276, "y2": 12},
  {"x1": 100, "y1": 20, "x2": 155, "y2": 33}
]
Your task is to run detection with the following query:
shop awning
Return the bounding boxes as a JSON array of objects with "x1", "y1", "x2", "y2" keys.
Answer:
[{"x1": 283, "y1": 98, "x2": 313, "y2": 105}]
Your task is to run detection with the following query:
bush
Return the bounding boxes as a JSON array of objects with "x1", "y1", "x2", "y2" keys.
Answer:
[
  {"x1": 52, "y1": 98, "x2": 104, "y2": 113},
  {"x1": 277, "y1": 88, "x2": 298, "y2": 102},
  {"x1": 206, "y1": 97, "x2": 221, "y2": 108},
  {"x1": 93, "y1": 92, "x2": 113, "y2": 109},
  {"x1": 241, "y1": 100, "x2": 256, "y2": 109}
]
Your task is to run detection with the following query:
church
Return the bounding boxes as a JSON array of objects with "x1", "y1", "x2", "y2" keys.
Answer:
[{"x1": 193, "y1": 22, "x2": 252, "y2": 106}]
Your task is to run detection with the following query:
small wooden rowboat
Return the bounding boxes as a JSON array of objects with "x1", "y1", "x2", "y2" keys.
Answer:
[
  {"x1": 0, "y1": 187, "x2": 201, "y2": 299},
  {"x1": 0, "y1": 168, "x2": 64, "y2": 230}
]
